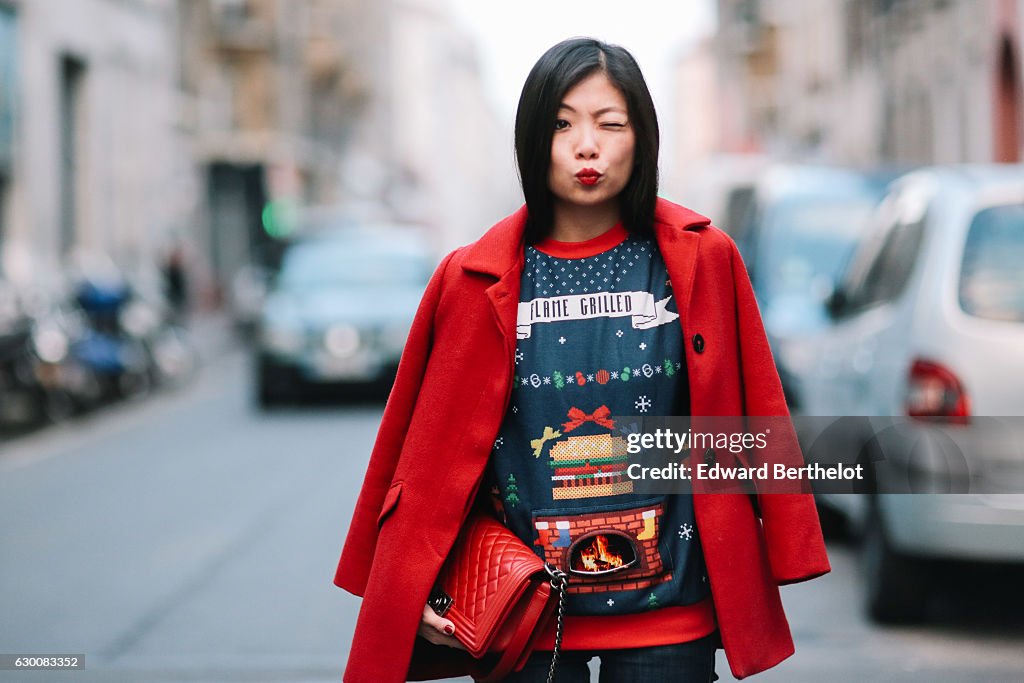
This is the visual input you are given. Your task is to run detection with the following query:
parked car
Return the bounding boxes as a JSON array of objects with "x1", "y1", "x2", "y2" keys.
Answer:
[
  {"x1": 791, "y1": 164, "x2": 1024, "y2": 623},
  {"x1": 733, "y1": 164, "x2": 896, "y2": 410},
  {"x1": 255, "y1": 226, "x2": 435, "y2": 405}
]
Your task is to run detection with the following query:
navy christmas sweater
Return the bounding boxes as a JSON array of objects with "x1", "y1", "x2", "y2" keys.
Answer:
[{"x1": 484, "y1": 222, "x2": 716, "y2": 649}]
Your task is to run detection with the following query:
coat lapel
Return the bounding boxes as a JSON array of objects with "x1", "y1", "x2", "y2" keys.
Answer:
[
  {"x1": 655, "y1": 200, "x2": 710, "y2": 324},
  {"x1": 462, "y1": 204, "x2": 527, "y2": 356}
]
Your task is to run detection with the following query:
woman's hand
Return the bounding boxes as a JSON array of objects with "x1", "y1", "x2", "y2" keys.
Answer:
[{"x1": 417, "y1": 602, "x2": 467, "y2": 650}]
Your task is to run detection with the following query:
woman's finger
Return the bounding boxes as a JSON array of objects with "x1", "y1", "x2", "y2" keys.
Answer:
[{"x1": 420, "y1": 604, "x2": 464, "y2": 648}]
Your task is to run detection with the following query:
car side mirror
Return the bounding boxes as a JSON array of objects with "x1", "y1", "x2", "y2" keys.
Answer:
[{"x1": 825, "y1": 285, "x2": 849, "y2": 319}]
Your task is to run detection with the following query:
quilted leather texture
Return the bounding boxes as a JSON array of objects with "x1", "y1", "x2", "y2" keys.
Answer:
[{"x1": 436, "y1": 513, "x2": 548, "y2": 657}]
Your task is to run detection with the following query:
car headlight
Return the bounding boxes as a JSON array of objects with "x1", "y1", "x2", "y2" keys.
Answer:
[
  {"x1": 262, "y1": 324, "x2": 306, "y2": 354},
  {"x1": 324, "y1": 324, "x2": 360, "y2": 357}
]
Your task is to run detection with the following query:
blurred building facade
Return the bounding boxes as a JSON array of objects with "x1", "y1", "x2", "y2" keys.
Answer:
[
  {"x1": 177, "y1": 0, "x2": 377, "y2": 304},
  {"x1": 709, "y1": 0, "x2": 1024, "y2": 165},
  {"x1": 0, "y1": 0, "x2": 188, "y2": 290},
  {"x1": 178, "y1": 0, "x2": 505, "y2": 299},
  {"x1": 383, "y1": 0, "x2": 511, "y2": 252},
  {"x1": 0, "y1": 0, "x2": 505, "y2": 305}
]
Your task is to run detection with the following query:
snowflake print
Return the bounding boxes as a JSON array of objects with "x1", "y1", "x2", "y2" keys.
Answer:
[
  {"x1": 493, "y1": 437, "x2": 504, "y2": 450},
  {"x1": 655, "y1": 365, "x2": 662, "y2": 374},
  {"x1": 543, "y1": 376, "x2": 551, "y2": 385},
  {"x1": 616, "y1": 330, "x2": 624, "y2": 338},
  {"x1": 512, "y1": 405, "x2": 519, "y2": 414},
  {"x1": 639, "y1": 342, "x2": 647, "y2": 351},
  {"x1": 521, "y1": 377, "x2": 529, "y2": 386},
  {"x1": 558, "y1": 336, "x2": 566, "y2": 345},
  {"x1": 515, "y1": 350, "x2": 524, "y2": 364},
  {"x1": 606, "y1": 598, "x2": 615, "y2": 607},
  {"x1": 611, "y1": 371, "x2": 619, "y2": 380},
  {"x1": 678, "y1": 523, "x2": 694, "y2": 541},
  {"x1": 586, "y1": 374, "x2": 594, "y2": 382},
  {"x1": 635, "y1": 395, "x2": 652, "y2": 412}
]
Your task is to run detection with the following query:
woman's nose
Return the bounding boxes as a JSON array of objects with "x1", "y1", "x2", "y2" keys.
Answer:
[{"x1": 575, "y1": 127, "x2": 599, "y2": 158}]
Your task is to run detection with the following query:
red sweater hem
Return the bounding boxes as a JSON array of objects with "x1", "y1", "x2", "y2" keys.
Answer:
[{"x1": 531, "y1": 597, "x2": 717, "y2": 651}]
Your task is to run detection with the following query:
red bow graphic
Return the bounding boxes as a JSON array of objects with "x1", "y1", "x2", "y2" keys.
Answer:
[{"x1": 562, "y1": 405, "x2": 616, "y2": 433}]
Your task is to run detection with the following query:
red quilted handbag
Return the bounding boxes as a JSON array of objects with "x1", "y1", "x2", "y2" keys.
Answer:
[{"x1": 428, "y1": 511, "x2": 569, "y2": 683}]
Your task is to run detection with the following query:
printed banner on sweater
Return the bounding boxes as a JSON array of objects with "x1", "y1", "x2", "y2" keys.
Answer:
[{"x1": 517, "y1": 291, "x2": 679, "y2": 339}]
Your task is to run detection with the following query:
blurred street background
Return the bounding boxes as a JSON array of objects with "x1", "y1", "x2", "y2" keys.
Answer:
[{"x1": 2, "y1": 0, "x2": 1024, "y2": 681}]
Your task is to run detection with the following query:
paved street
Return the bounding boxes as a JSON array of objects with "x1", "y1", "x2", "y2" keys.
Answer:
[{"x1": 1, "y1": 349, "x2": 1023, "y2": 682}]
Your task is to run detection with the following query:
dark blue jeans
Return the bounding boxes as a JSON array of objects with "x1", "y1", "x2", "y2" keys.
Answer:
[{"x1": 498, "y1": 632, "x2": 719, "y2": 683}]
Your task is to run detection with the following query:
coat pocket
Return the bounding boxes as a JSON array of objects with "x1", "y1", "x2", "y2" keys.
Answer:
[{"x1": 376, "y1": 481, "x2": 403, "y2": 529}]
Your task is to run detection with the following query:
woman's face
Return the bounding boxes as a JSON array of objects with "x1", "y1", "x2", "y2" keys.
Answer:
[{"x1": 548, "y1": 71, "x2": 636, "y2": 216}]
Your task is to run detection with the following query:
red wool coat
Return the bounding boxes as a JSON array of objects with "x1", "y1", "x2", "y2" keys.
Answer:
[{"x1": 333, "y1": 198, "x2": 831, "y2": 682}]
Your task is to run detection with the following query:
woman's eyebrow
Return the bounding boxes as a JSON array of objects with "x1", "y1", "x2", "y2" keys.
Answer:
[{"x1": 557, "y1": 104, "x2": 627, "y2": 116}]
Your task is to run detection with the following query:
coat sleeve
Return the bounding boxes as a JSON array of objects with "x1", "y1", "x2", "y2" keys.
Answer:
[
  {"x1": 728, "y1": 238, "x2": 832, "y2": 586},
  {"x1": 333, "y1": 248, "x2": 459, "y2": 597}
]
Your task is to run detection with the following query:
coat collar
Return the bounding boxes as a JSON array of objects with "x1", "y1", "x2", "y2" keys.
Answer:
[
  {"x1": 461, "y1": 197, "x2": 711, "y2": 278},
  {"x1": 461, "y1": 198, "x2": 712, "y2": 348}
]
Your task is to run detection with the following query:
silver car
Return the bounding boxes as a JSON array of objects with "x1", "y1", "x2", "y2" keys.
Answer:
[
  {"x1": 255, "y1": 226, "x2": 434, "y2": 405},
  {"x1": 790, "y1": 165, "x2": 1024, "y2": 622}
]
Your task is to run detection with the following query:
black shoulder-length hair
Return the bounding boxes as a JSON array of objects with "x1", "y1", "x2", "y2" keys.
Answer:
[{"x1": 514, "y1": 37, "x2": 660, "y2": 244}]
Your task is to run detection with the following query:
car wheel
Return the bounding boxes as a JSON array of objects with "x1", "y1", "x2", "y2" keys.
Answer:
[
  {"x1": 257, "y1": 365, "x2": 279, "y2": 408},
  {"x1": 862, "y1": 500, "x2": 929, "y2": 624},
  {"x1": 256, "y1": 356, "x2": 293, "y2": 408}
]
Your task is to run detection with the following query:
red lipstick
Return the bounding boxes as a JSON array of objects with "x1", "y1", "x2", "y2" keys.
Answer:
[{"x1": 576, "y1": 168, "x2": 602, "y2": 186}]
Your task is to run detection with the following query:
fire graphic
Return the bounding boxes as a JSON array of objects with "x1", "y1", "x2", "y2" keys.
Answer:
[{"x1": 572, "y1": 533, "x2": 634, "y2": 574}]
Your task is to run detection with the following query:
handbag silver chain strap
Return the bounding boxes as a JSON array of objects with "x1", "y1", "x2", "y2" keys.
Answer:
[{"x1": 543, "y1": 563, "x2": 569, "y2": 683}]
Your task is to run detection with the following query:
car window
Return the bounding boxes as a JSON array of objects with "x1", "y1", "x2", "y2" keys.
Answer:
[
  {"x1": 277, "y1": 240, "x2": 431, "y2": 290},
  {"x1": 844, "y1": 205, "x2": 926, "y2": 313},
  {"x1": 959, "y1": 204, "x2": 1024, "y2": 322},
  {"x1": 755, "y1": 197, "x2": 876, "y2": 304}
]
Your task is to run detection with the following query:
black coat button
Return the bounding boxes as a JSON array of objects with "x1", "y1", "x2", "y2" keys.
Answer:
[
  {"x1": 704, "y1": 448, "x2": 716, "y2": 465},
  {"x1": 692, "y1": 334, "x2": 705, "y2": 354}
]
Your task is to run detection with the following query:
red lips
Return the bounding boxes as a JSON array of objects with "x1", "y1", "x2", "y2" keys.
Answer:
[{"x1": 576, "y1": 168, "x2": 602, "y2": 186}]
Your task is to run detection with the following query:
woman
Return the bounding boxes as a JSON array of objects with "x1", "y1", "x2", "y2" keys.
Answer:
[{"x1": 334, "y1": 38, "x2": 830, "y2": 683}]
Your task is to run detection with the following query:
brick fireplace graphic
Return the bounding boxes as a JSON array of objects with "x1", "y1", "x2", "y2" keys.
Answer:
[{"x1": 533, "y1": 502, "x2": 672, "y2": 594}]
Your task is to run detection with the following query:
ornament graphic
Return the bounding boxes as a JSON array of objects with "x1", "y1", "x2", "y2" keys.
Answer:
[
  {"x1": 575, "y1": 371, "x2": 586, "y2": 386},
  {"x1": 663, "y1": 359, "x2": 676, "y2": 377},
  {"x1": 621, "y1": 366, "x2": 632, "y2": 382},
  {"x1": 596, "y1": 369, "x2": 610, "y2": 385},
  {"x1": 530, "y1": 373, "x2": 542, "y2": 388},
  {"x1": 553, "y1": 370, "x2": 565, "y2": 390},
  {"x1": 642, "y1": 363, "x2": 654, "y2": 378}
]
